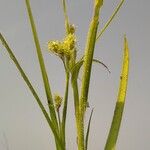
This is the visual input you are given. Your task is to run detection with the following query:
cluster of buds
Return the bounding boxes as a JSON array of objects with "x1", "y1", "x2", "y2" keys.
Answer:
[
  {"x1": 48, "y1": 24, "x2": 76, "y2": 61},
  {"x1": 54, "y1": 93, "x2": 63, "y2": 111}
]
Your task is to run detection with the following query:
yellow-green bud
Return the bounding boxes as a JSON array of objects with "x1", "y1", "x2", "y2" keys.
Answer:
[
  {"x1": 54, "y1": 93, "x2": 63, "y2": 111},
  {"x1": 69, "y1": 24, "x2": 76, "y2": 34}
]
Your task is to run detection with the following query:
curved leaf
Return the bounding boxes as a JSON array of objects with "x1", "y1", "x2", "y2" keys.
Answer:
[
  {"x1": 71, "y1": 57, "x2": 83, "y2": 84},
  {"x1": 71, "y1": 57, "x2": 110, "y2": 84},
  {"x1": 93, "y1": 59, "x2": 111, "y2": 73}
]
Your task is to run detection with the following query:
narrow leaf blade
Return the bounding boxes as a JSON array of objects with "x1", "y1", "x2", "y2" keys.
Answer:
[
  {"x1": 85, "y1": 109, "x2": 94, "y2": 150},
  {"x1": 25, "y1": 0, "x2": 58, "y2": 128},
  {"x1": 104, "y1": 36, "x2": 129, "y2": 150},
  {"x1": 96, "y1": 0, "x2": 125, "y2": 41}
]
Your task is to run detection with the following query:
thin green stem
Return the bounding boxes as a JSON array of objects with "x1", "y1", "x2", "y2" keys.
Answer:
[
  {"x1": 61, "y1": 71, "x2": 70, "y2": 148},
  {"x1": 25, "y1": 0, "x2": 58, "y2": 129},
  {"x1": 61, "y1": 0, "x2": 70, "y2": 34},
  {"x1": 0, "y1": 33, "x2": 63, "y2": 149},
  {"x1": 96, "y1": 0, "x2": 125, "y2": 41},
  {"x1": 56, "y1": 109, "x2": 63, "y2": 150},
  {"x1": 71, "y1": 78, "x2": 79, "y2": 118},
  {"x1": 78, "y1": 1, "x2": 103, "y2": 150}
]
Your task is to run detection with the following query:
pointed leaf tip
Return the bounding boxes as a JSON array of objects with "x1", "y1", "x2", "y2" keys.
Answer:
[{"x1": 104, "y1": 37, "x2": 130, "y2": 150}]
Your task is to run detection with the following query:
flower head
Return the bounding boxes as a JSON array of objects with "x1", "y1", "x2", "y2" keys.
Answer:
[
  {"x1": 54, "y1": 93, "x2": 63, "y2": 111},
  {"x1": 48, "y1": 33, "x2": 76, "y2": 60}
]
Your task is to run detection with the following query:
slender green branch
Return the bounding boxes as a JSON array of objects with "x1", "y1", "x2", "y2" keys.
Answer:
[
  {"x1": 0, "y1": 33, "x2": 63, "y2": 149},
  {"x1": 104, "y1": 36, "x2": 129, "y2": 150},
  {"x1": 25, "y1": 0, "x2": 58, "y2": 129},
  {"x1": 78, "y1": 1, "x2": 103, "y2": 150},
  {"x1": 96, "y1": 0, "x2": 125, "y2": 41}
]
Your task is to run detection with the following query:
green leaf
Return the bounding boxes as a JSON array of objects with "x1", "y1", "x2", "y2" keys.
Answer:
[
  {"x1": 85, "y1": 109, "x2": 94, "y2": 150},
  {"x1": 77, "y1": 2, "x2": 103, "y2": 147},
  {"x1": 96, "y1": 0, "x2": 125, "y2": 41},
  {"x1": 71, "y1": 57, "x2": 110, "y2": 84},
  {"x1": 25, "y1": 0, "x2": 58, "y2": 129},
  {"x1": 104, "y1": 36, "x2": 129, "y2": 150},
  {"x1": 71, "y1": 57, "x2": 83, "y2": 84},
  {"x1": 0, "y1": 33, "x2": 63, "y2": 149}
]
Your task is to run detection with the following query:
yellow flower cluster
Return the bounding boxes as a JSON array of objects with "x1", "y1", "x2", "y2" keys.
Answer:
[{"x1": 48, "y1": 33, "x2": 76, "y2": 59}]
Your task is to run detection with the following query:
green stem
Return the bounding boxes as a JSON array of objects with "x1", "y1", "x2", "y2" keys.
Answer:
[
  {"x1": 61, "y1": 0, "x2": 70, "y2": 34},
  {"x1": 72, "y1": 79, "x2": 79, "y2": 118},
  {"x1": 71, "y1": 78, "x2": 80, "y2": 147},
  {"x1": 78, "y1": 1, "x2": 103, "y2": 150},
  {"x1": 25, "y1": 0, "x2": 58, "y2": 129},
  {"x1": 55, "y1": 110, "x2": 63, "y2": 150},
  {"x1": 57, "y1": 110, "x2": 61, "y2": 130},
  {"x1": 61, "y1": 71, "x2": 70, "y2": 148}
]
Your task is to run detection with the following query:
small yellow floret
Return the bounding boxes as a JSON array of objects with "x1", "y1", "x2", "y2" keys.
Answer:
[{"x1": 63, "y1": 34, "x2": 76, "y2": 50}]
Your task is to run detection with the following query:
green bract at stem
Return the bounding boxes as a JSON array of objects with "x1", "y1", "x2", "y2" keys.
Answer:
[
  {"x1": 25, "y1": 0, "x2": 58, "y2": 130},
  {"x1": 78, "y1": 0, "x2": 103, "y2": 150},
  {"x1": 104, "y1": 36, "x2": 129, "y2": 150},
  {"x1": 0, "y1": 33, "x2": 64, "y2": 150}
]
